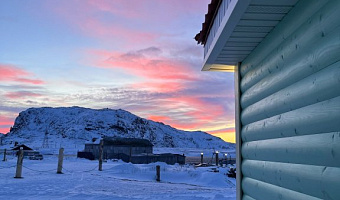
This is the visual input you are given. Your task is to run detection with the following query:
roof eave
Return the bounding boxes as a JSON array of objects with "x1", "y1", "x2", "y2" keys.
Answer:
[{"x1": 202, "y1": 0, "x2": 252, "y2": 72}]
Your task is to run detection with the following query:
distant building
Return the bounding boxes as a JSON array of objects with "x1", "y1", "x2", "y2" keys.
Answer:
[
  {"x1": 11, "y1": 144, "x2": 43, "y2": 160},
  {"x1": 11, "y1": 144, "x2": 33, "y2": 151},
  {"x1": 84, "y1": 137, "x2": 153, "y2": 159},
  {"x1": 78, "y1": 137, "x2": 185, "y2": 165}
]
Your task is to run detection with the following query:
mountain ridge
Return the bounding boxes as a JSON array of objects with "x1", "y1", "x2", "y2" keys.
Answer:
[{"x1": 2, "y1": 106, "x2": 234, "y2": 150}]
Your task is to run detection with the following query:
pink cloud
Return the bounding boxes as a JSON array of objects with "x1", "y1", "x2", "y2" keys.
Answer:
[
  {"x1": 45, "y1": 1, "x2": 160, "y2": 46},
  {"x1": 0, "y1": 128, "x2": 9, "y2": 134},
  {"x1": 43, "y1": 0, "x2": 210, "y2": 48},
  {"x1": 148, "y1": 115, "x2": 171, "y2": 122},
  {"x1": 5, "y1": 91, "x2": 43, "y2": 99},
  {"x1": 168, "y1": 96, "x2": 225, "y2": 120},
  {"x1": 131, "y1": 81, "x2": 184, "y2": 93},
  {"x1": 85, "y1": 0, "x2": 208, "y2": 20},
  {"x1": 0, "y1": 116, "x2": 15, "y2": 134},
  {"x1": 0, "y1": 116, "x2": 14, "y2": 126},
  {"x1": 91, "y1": 49, "x2": 198, "y2": 82},
  {"x1": 0, "y1": 64, "x2": 29, "y2": 80},
  {"x1": 0, "y1": 64, "x2": 44, "y2": 85},
  {"x1": 79, "y1": 18, "x2": 158, "y2": 44}
]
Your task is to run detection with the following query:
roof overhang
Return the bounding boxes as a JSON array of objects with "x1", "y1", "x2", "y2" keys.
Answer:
[{"x1": 197, "y1": 0, "x2": 299, "y2": 72}]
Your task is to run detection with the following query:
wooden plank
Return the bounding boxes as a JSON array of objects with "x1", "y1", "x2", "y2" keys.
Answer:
[
  {"x1": 217, "y1": 55, "x2": 248, "y2": 59},
  {"x1": 220, "y1": 50, "x2": 252, "y2": 55},
  {"x1": 242, "y1": 160, "x2": 340, "y2": 199},
  {"x1": 223, "y1": 46, "x2": 256, "y2": 51},
  {"x1": 245, "y1": 5, "x2": 293, "y2": 14},
  {"x1": 242, "y1": 132, "x2": 340, "y2": 167},
  {"x1": 242, "y1": 13, "x2": 285, "y2": 21},
  {"x1": 215, "y1": 57, "x2": 242, "y2": 62},
  {"x1": 225, "y1": 41, "x2": 259, "y2": 47},
  {"x1": 241, "y1": 61, "x2": 340, "y2": 124},
  {"x1": 241, "y1": 96, "x2": 340, "y2": 142},
  {"x1": 234, "y1": 26, "x2": 273, "y2": 33},
  {"x1": 231, "y1": 31, "x2": 269, "y2": 38},
  {"x1": 240, "y1": 0, "x2": 329, "y2": 77},
  {"x1": 216, "y1": 56, "x2": 247, "y2": 62},
  {"x1": 240, "y1": 25, "x2": 340, "y2": 108},
  {"x1": 229, "y1": 37, "x2": 264, "y2": 43},
  {"x1": 242, "y1": 177, "x2": 321, "y2": 200},
  {"x1": 238, "y1": 19, "x2": 279, "y2": 27},
  {"x1": 215, "y1": 60, "x2": 239, "y2": 65},
  {"x1": 250, "y1": 0, "x2": 299, "y2": 6}
]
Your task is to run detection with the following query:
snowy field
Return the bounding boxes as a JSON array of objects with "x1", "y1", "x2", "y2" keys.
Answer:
[{"x1": 0, "y1": 155, "x2": 236, "y2": 200}]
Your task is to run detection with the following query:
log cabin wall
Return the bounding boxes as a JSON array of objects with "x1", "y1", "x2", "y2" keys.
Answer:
[{"x1": 239, "y1": 0, "x2": 340, "y2": 199}]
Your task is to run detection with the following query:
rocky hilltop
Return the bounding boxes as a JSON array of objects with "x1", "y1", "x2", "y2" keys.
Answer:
[{"x1": 3, "y1": 107, "x2": 233, "y2": 150}]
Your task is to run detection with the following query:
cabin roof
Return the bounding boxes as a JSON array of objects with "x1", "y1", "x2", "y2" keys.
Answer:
[
  {"x1": 12, "y1": 144, "x2": 33, "y2": 151},
  {"x1": 103, "y1": 137, "x2": 153, "y2": 147}
]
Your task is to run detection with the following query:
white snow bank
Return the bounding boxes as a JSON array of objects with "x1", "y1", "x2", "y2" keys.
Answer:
[{"x1": 0, "y1": 155, "x2": 236, "y2": 200}]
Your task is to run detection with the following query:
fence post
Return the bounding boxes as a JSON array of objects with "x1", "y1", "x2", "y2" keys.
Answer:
[
  {"x1": 57, "y1": 148, "x2": 64, "y2": 174},
  {"x1": 200, "y1": 152, "x2": 204, "y2": 164},
  {"x1": 14, "y1": 148, "x2": 24, "y2": 178},
  {"x1": 156, "y1": 165, "x2": 160, "y2": 182},
  {"x1": 215, "y1": 151, "x2": 219, "y2": 166},
  {"x1": 2, "y1": 149, "x2": 6, "y2": 161},
  {"x1": 99, "y1": 139, "x2": 103, "y2": 171}
]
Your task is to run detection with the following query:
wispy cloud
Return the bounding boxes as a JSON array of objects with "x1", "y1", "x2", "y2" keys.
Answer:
[
  {"x1": 0, "y1": 64, "x2": 44, "y2": 85},
  {"x1": 90, "y1": 48, "x2": 198, "y2": 82},
  {"x1": 5, "y1": 91, "x2": 43, "y2": 99}
]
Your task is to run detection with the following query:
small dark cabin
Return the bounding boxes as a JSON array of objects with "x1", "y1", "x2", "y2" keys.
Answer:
[
  {"x1": 81, "y1": 137, "x2": 153, "y2": 160},
  {"x1": 78, "y1": 137, "x2": 185, "y2": 165}
]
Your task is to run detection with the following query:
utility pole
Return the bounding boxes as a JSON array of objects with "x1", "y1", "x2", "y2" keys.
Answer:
[{"x1": 42, "y1": 130, "x2": 49, "y2": 148}]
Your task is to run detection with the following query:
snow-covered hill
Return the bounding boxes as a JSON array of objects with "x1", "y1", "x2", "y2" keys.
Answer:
[{"x1": 2, "y1": 107, "x2": 234, "y2": 150}]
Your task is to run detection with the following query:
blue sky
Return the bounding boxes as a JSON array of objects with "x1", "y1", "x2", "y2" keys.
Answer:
[{"x1": 0, "y1": 0, "x2": 236, "y2": 142}]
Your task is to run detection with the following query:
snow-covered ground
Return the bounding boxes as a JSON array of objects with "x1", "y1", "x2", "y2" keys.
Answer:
[{"x1": 0, "y1": 155, "x2": 236, "y2": 200}]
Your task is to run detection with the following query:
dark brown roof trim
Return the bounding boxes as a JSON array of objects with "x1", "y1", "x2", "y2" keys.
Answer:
[{"x1": 195, "y1": 0, "x2": 222, "y2": 45}]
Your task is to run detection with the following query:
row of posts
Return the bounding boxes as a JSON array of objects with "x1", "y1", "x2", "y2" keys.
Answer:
[
  {"x1": 7, "y1": 141, "x2": 162, "y2": 181},
  {"x1": 200, "y1": 151, "x2": 229, "y2": 166},
  {"x1": 12, "y1": 147, "x2": 64, "y2": 178}
]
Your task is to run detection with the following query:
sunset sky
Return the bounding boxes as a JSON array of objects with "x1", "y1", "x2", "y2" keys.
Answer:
[{"x1": 0, "y1": 0, "x2": 235, "y2": 142}]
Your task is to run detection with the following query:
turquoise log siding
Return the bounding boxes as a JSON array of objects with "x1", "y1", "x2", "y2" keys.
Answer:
[
  {"x1": 240, "y1": 0, "x2": 328, "y2": 77},
  {"x1": 240, "y1": 0, "x2": 340, "y2": 199}
]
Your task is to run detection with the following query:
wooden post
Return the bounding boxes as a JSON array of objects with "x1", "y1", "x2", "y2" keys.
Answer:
[
  {"x1": 200, "y1": 153, "x2": 204, "y2": 164},
  {"x1": 99, "y1": 139, "x2": 103, "y2": 171},
  {"x1": 156, "y1": 165, "x2": 160, "y2": 182},
  {"x1": 57, "y1": 148, "x2": 64, "y2": 174},
  {"x1": 14, "y1": 148, "x2": 24, "y2": 178},
  {"x1": 215, "y1": 152, "x2": 219, "y2": 166},
  {"x1": 2, "y1": 149, "x2": 6, "y2": 161}
]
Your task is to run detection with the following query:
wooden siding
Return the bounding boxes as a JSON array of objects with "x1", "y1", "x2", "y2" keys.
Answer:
[{"x1": 239, "y1": 0, "x2": 340, "y2": 199}]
